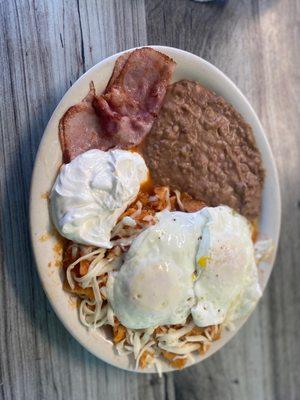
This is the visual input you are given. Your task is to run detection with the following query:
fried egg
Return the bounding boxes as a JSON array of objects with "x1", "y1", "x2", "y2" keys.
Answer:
[
  {"x1": 107, "y1": 210, "x2": 206, "y2": 329},
  {"x1": 108, "y1": 205, "x2": 262, "y2": 330},
  {"x1": 191, "y1": 206, "x2": 262, "y2": 327}
]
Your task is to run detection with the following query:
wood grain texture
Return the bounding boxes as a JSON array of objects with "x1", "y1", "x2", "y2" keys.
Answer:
[{"x1": 0, "y1": 0, "x2": 299, "y2": 399}]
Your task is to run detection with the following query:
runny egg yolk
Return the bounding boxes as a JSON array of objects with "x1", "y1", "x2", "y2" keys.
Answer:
[{"x1": 197, "y1": 255, "x2": 211, "y2": 268}]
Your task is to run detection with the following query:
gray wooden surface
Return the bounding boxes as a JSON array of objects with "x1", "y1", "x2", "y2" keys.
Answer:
[{"x1": 0, "y1": 0, "x2": 299, "y2": 399}]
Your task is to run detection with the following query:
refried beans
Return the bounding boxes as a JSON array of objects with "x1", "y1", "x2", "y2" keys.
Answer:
[{"x1": 143, "y1": 80, "x2": 264, "y2": 219}]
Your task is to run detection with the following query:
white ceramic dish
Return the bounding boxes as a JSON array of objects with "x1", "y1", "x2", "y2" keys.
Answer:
[{"x1": 30, "y1": 46, "x2": 281, "y2": 373}]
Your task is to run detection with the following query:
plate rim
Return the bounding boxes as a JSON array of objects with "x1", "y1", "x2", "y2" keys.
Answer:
[{"x1": 29, "y1": 45, "x2": 282, "y2": 373}]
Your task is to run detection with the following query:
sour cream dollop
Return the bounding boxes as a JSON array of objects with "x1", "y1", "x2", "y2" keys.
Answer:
[{"x1": 50, "y1": 149, "x2": 148, "y2": 247}]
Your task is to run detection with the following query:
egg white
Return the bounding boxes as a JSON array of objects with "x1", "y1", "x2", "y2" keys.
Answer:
[
  {"x1": 107, "y1": 210, "x2": 206, "y2": 329},
  {"x1": 191, "y1": 206, "x2": 262, "y2": 327}
]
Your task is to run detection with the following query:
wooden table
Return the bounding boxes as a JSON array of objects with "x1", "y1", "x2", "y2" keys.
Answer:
[{"x1": 1, "y1": 0, "x2": 299, "y2": 399}]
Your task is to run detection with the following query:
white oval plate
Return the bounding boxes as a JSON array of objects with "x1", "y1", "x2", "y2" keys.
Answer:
[{"x1": 30, "y1": 46, "x2": 281, "y2": 373}]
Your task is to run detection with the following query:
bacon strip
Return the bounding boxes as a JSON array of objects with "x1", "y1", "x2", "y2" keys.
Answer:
[
  {"x1": 93, "y1": 47, "x2": 176, "y2": 149},
  {"x1": 59, "y1": 48, "x2": 176, "y2": 162},
  {"x1": 105, "y1": 52, "x2": 130, "y2": 92},
  {"x1": 59, "y1": 83, "x2": 111, "y2": 163}
]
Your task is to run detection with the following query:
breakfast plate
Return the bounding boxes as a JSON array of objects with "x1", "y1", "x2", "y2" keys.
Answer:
[{"x1": 30, "y1": 46, "x2": 281, "y2": 373}]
